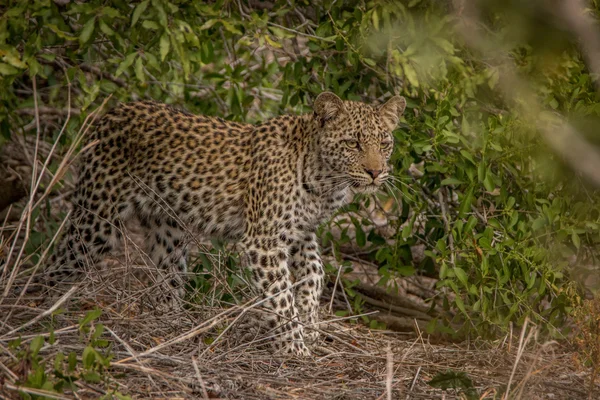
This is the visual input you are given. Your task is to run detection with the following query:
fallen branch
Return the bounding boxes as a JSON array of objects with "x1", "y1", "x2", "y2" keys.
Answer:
[{"x1": 354, "y1": 282, "x2": 433, "y2": 316}]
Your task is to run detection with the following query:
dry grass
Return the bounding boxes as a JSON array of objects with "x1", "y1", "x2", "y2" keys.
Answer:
[{"x1": 0, "y1": 283, "x2": 592, "y2": 399}]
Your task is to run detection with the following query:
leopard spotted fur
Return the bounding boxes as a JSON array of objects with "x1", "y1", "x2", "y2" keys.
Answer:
[{"x1": 45, "y1": 92, "x2": 406, "y2": 356}]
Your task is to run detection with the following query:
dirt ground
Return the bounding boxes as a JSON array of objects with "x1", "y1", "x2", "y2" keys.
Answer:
[{"x1": 0, "y1": 283, "x2": 592, "y2": 400}]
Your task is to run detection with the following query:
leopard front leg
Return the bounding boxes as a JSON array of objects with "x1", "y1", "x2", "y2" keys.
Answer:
[
  {"x1": 241, "y1": 239, "x2": 310, "y2": 357},
  {"x1": 290, "y1": 233, "x2": 324, "y2": 343}
]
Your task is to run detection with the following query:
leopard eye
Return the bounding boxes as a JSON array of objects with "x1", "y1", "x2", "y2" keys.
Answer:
[
  {"x1": 381, "y1": 140, "x2": 393, "y2": 150},
  {"x1": 343, "y1": 139, "x2": 360, "y2": 150}
]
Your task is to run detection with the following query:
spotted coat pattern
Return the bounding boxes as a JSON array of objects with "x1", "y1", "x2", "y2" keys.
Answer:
[{"x1": 46, "y1": 92, "x2": 406, "y2": 356}]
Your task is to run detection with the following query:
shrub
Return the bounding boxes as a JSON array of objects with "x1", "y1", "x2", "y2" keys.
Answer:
[{"x1": 2, "y1": 0, "x2": 598, "y2": 339}]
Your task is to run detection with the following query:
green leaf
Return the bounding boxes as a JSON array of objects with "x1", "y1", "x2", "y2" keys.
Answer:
[
  {"x1": 403, "y1": 63, "x2": 419, "y2": 87},
  {"x1": 264, "y1": 35, "x2": 282, "y2": 48},
  {"x1": 30, "y1": 336, "x2": 44, "y2": 356},
  {"x1": 439, "y1": 262, "x2": 448, "y2": 279},
  {"x1": 151, "y1": 0, "x2": 168, "y2": 28},
  {"x1": 115, "y1": 52, "x2": 137, "y2": 77},
  {"x1": 54, "y1": 352, "x2": 64, "y2": 372},
  {"x1": 79, "y1": 308, "x2": 102, "y2": 329},
  {"x1": 371, "y1": 9, "x2": 379, "y2": 31},
  {"x1": 199, "y1": 19, "x2": 219, "y2": 30},
  {"x1": 221, "y1": 20, "x2": 242, "y2": 35},
  {"x1": 82, "y1": 346, "x2": 96, "y2": 369},
  {"x1": 27, "y1": 58, "x2": 42, "y2": 77},
  {"x1": 458, "y1": 185, "x2": 474, "y2": 218},
  {"x1": 481, "y1": 256, "x2": 489, "y2": 276},
  {"x1": 0, "y1": 62, "x2": 18, "y2": 75},
  {"x1": 46, "y1": 24, "x2": 77, "y2": 40},
  {"x1": 79, "y1": 17, "x2": 96, "y2": 46},
  {"x1": 68, "y1": 351, "x2": 77, "y2": 372},
  {"x1": 83, "y1": 371, "x2": 101, "y2": 383},
  {"x1": 441, "y1": 177, "x2": 464, "y2": 186},
  {"x1": 363, "y1": 58, "x2": 377, "y2": 67},
  {"x1": 142, "y1": 20, "x2": 160, "y2": 30},
  {"x1": 531, "y1": 217, "x2": 546, "y2": 231},
  {"x1": 92, "y1": 323, "x2": 105, "y2": 340},
  {"x1": 160, "y1": 33, "x2": 170, "y2": 61},
  {"x1": 3, "y1": 50, "x2": 27, "y2": 69},
  {"x1": 506, "y1": 196, "x2": 516, "y2": 209},
  {"x1": 99, "y1": 20, "x2": 115, "y2": 36},
  {"x1": 477, "y1": 161, "x2": 486, "y2": 183},
  {"x1": 572, "y1": 232, "x2": 581, "y2": 250},
  {"x1": 454, "y1": 267, "x2": 469, "y2": 288},
  {"x1": 131, "y1": 0, "x2": 149, "y2": 27},
  {"x1": 432, "y1": 37, "x2": 454, "y2": 53},
  {"x1": 353, "y1": 220, "x2": 366, "y2": 247},
  {"x1": 454, "y1": 295, "x2": 467, "y2": 315},
  {"x1": 134, "y1": 56, "x2": 145, "y2": 82},
  {"x1": 397, "y1": 265, "x2": 415, "y2": 276}
]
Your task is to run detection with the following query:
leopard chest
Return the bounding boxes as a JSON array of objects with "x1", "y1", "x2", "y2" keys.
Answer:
[{"x1": 293, "y1": 189, "x2": 349, "y2": 232}]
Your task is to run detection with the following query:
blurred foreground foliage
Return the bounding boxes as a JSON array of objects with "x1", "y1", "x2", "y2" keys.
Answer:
[{"x1": 2, "y1": 0, "x2": 600, "y2": 339}]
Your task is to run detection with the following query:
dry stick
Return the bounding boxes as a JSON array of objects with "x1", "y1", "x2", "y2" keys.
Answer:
[
  {"x1": 357, "y1": 293, "x2": 431, "y2": 321},
  {"x1": 504, "y1": 318, "x2": 535, "y2": 400},
  {"x1": 328, "y1": 261, "x2": 345, "y2": 313},
  {"x1": 0, "y1": 324, "x2": 78, "y2": 342},
  {"x1": 405, "y1": 366, "x2": 421, "y2": 400},
  {"x1": 0, "y1": 358, "x2": 19, "y2": 382},
  {"x1": 318, "y1": 310, "x2": 379, "y2": 326},
  {"x1": 386, "y1": 343, "x2": 393, "y2": 400},
  {"x1": 32, "y1": 73, "x2": 72, "y2": 199},
  {"x1": 15, "y1": 106, "x2": 81, "y2": 117},
  {"x1": 1, "y1": 285, "x2": 79, "y2": 338},
  {"x1": 110, "y1": 362, "x2": 194, "y2": 392},
  {"x1": 32, "y1": 95, "x2": 112, "y2": 211},
  {"x1": 105, "y1": 326, "x2": 159, "y2": 390},
  {"x1": 0, "y1": 203, "x2": 13, "y2": 242},
  {"x1": 266, "y1": 21, "x2": 335, "y2": 42},
  {"x1": 354, "y1": 282, "x2": 432, "y2": 314},
  {"x1": 115, "y1": 317, "x2": 219, "y2": 363},
  {"x1": 513, "y1": 340, "x2": 558, "y2": 400},
  {"x1": 7, "y1": 211, "x2": 71, "y2": 311},
  {"x1": 192, "y1": 356, "x2": 211, "y2": 400},
  {"x1": 0, "y1": 342, "x2": 18, "y2": 362},
  {"x1": 113, "y1": 296, "x2": 259, "y2": 364},
  {"x1": 3, "y1": 383, "x2": 72, "y2": 400}
]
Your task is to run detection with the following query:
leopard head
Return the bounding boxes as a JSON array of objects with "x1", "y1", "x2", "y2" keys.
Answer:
[{"x1": 313, "y1": 92, "x2": 406, "y2": 193}]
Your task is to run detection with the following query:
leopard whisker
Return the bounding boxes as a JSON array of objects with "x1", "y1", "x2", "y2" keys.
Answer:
[
  {"x1": 386, "y1": 175, "x2": 418, "y2": 194},
  {"x1": 322, "y1": 180, "x2": 352, "y2": 197}
]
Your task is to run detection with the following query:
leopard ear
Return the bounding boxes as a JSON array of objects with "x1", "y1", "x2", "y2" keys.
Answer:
[
  {"x1": 378, "y1": 95, "x2": 406, "y2": 131},
  {"x1": 313, "y1": 92, "x2": 345, "y2": 124}
]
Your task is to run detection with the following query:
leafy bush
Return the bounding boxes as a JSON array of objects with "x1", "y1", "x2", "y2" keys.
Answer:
[
  {"x1": 2, "y1": 0, "x2": 599, "y2": 339},
  {"x1": 6, "y1": 309, "x2": 130, "y2": 399}
]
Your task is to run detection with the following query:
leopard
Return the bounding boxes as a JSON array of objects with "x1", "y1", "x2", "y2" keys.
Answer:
[{"x1": 44, "y1": 91, "x2": 406, "y2": 356}]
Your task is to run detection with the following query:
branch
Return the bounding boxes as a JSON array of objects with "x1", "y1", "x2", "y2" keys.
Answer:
[
  {"x1": 80, "y1": 63, "x2": 128, "y2": 87},
  {"x1": 16, "y1": 107, "x2": 81, "y2": 117}
]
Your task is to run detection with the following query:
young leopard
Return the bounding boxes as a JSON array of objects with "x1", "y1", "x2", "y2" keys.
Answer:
[{"x1": 45, "y1": 92, "x2": 406, "y2": 356}]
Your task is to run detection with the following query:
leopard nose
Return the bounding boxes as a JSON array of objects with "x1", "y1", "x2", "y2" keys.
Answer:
[{"x1": 365, "y1": 169, "x2": 382, "y2": 179}]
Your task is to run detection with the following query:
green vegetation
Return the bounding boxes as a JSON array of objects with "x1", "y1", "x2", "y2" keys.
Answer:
[
  {"x1": 6, "y1": 309, "x2": 130, "y2": 399},
  {"x1": 2, "y1": 0, "x2": 600, "y2": 342}
]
